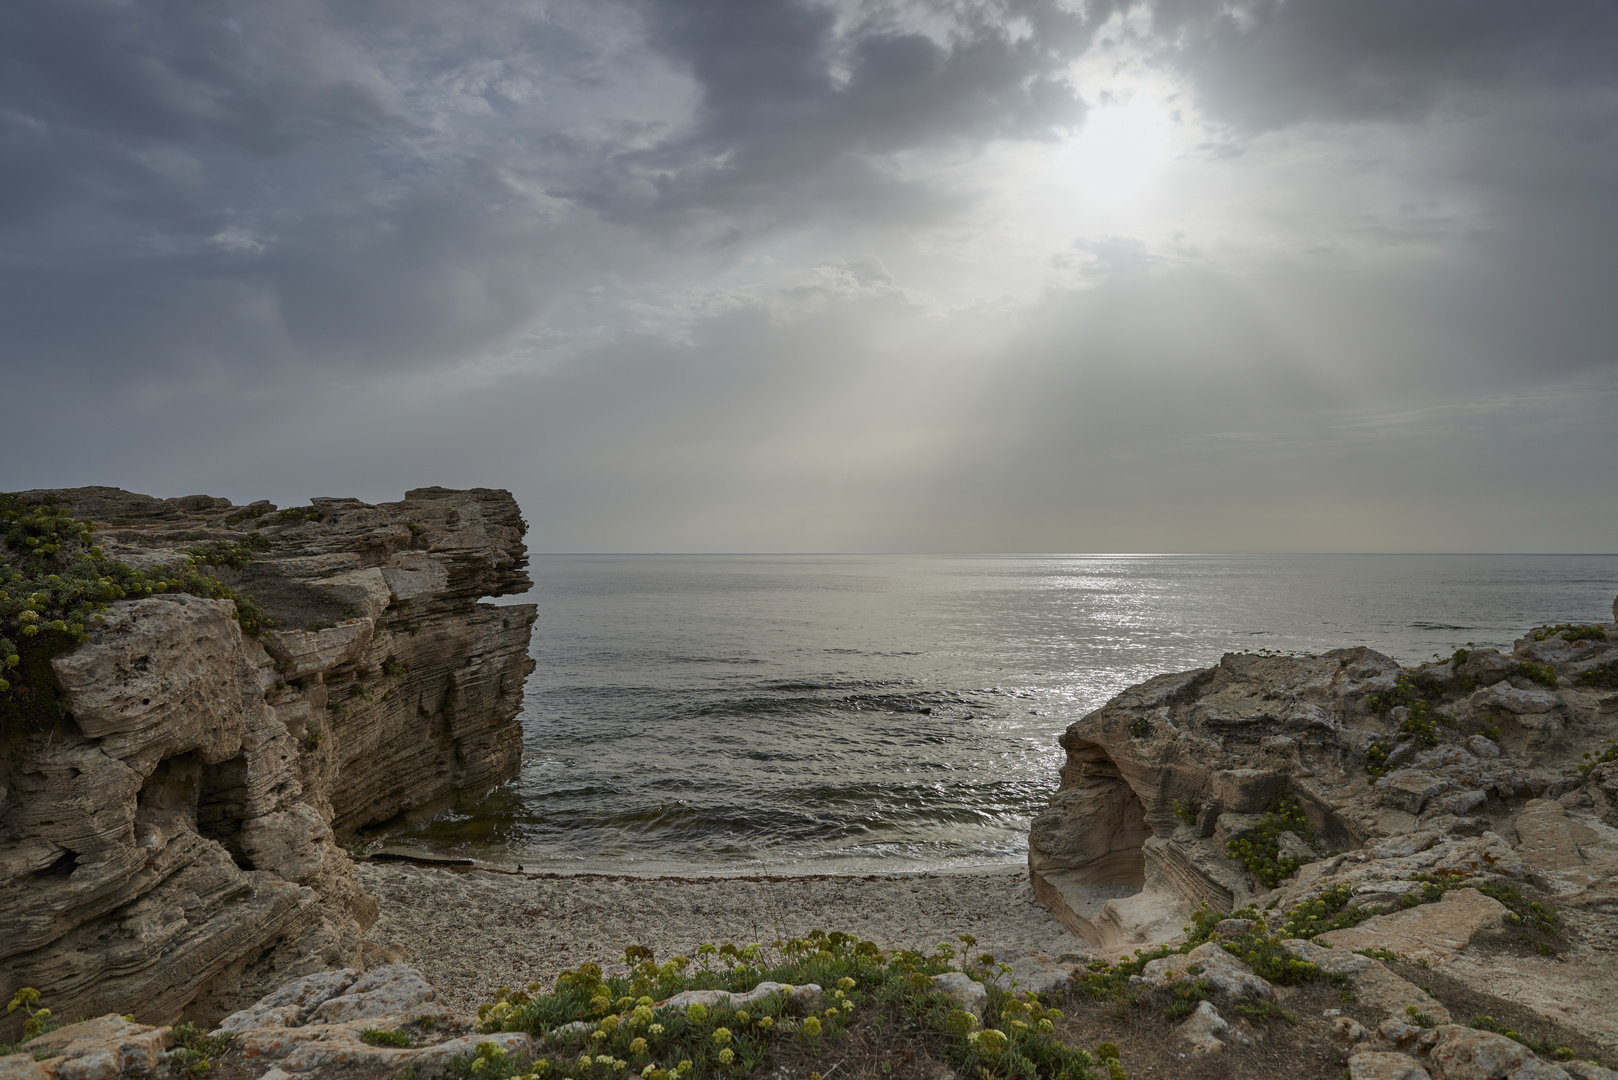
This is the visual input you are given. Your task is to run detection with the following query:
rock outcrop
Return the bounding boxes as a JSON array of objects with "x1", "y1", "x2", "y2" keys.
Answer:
[
  {"x1": 1028, "y1": 607, "x2": 1618, "y2": 948},
  {"x1": 0, "y1": 487, "x2": 535, "y2": 1040}
]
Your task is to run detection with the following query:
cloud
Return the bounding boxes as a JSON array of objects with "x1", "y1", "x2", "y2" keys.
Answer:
[
  {"x1": 1149, "y1": 0, "x2": 1618, "y2": 131},
  {"x1": 2, "y1": 0, "x2": 1616, "y2": 551}
]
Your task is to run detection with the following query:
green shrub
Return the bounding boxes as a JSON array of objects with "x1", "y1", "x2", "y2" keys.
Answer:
[
  {"x1": 1575, "y1": 662, "x2": 1618, "y2": 689},
  {"x1": 1365, "y1": 740, "x2": 1394, "y2": 780},
  {"x1": 1518, "y1": 661, "x2": 1557, "y2": 688},
  {"x1": 0, "y1": 494, "x2": 273, "y2": 732},
  {"x1": 1532, "y1": 624, "x2": 1607, "y2": 643},
  {"x1": 470, "y1": 934, "x2": 1101, "y2": 1080},
  {"x1": 169, "y1": 1022, "x2": 233, "y2": 1075},
  {"x1": 1578, "y1": 740, "x2": 1618, "y2": 778},
  {"x1": 1224, "y1": 794, "x2": 1318, "y2": 888}
]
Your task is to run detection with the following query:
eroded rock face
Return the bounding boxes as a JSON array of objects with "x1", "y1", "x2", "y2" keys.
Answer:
[
  {"x1": 1028, "y1": 613, "x2": 1618, "y2": 945},
  {"x1": 0, "y1": 488, "x2": 535, "y2": 1039}
]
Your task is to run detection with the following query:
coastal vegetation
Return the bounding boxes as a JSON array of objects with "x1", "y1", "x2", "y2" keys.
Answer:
[
  {"x1": 0, "y1": 493, "x2": 272, "y2": 730},
  {"x1": 465, "y1": 933, "x2": 1099, "y2": 1080}
]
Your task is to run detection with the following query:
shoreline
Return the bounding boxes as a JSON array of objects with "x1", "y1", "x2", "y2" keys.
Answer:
[{"x1": 357, "y1": 859, "x2": 1085, "y2": 1014}]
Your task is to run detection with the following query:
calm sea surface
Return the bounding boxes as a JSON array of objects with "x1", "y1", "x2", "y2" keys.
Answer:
[{"x1": 369, "y1": 554, "x2": 1618, "y2": 874}]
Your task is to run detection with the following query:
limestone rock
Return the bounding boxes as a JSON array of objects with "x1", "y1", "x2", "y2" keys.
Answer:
[
  {"x1": 1027, "y1": 610, "x2": 1617, "y2": 943},
  {"x1": 260, "y1": 621, "x2": 375, "y2": 681},
  {"x1": 1281, "y1": 939, "x2": 1450, "y2": 1024},
  {"x1": 1351, "y1": 1051, "x2": 1432, "y2": 1080},
  {"x1": 306, "y1": 965, "x2": 438, "y2": 1024},
  {"x1": 1422, "y1": 1024, "x2": 1573, "y2": 1080},
  {"x1": 660, "y1": 982, "x2": 824, "y2": 1015},
  {"x1": 1176, "y1": 1000, "x2": 1233, "y2": 1054},
  {"x1": 1315, "y1": 888, "x2": 1508, "y2": 965},
  {"x1": 1563, "y1": 1063, "x2": 1618, "y2": 1080},
  {"x1": 0, "y1": 487, "x2": 536, "y2": 1041},
  {"x1": 929, "y1": 973, "x2": 988, "y2": 1019},
  {"x1": 1134, "y1": 941, "x2": 1275, "y2": 1001},
  {"x1": 218, "y1": 969, "x2": 361, "y2": 1031},
  {"x1": 15, "y1": 1015, "x2": 172, "y2": 1080}
]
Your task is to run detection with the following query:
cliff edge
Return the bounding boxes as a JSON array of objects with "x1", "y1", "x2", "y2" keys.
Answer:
[{"x1": 0, "y1": 486, "x2": 536, "y2": 1038}]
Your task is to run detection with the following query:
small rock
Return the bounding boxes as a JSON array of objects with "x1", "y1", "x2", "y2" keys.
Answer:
[
  {"x1": 1376, "y1": 1019, "x2": 1423, "y2": 1050},
  {"x1": 1333, "y1": 1017, "x2": 1371, "y2": 1045},
  {"x1": 1176, "y1": 1000, "x2": 1230, "y2": 1054},
  {"x1": 1377, "y1": 771, "x2": 1452, "y2": 816},
  {"x1": 1214, "y1": 918, "x2": 1255, "y2": 938},
  {"x1": 1349, "y1": 1051, "x2": 1431, "y2": 1080},
  {"x1": 929, "y1": 973, "x2": 987, "y2": 1019},
  {"x1": 1563, "y1": 1063, "x2": 1618, "y2": 1080},
  {"x1": 1277, "y1": 830, "x2": 1317, "y2": 862},
  {"x1": 1467, "y1": 735, "x2": 1502, "y2": 759}
]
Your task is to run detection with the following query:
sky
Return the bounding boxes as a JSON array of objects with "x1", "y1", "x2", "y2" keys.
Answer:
[{"x1": 4, "y1": 0, "x2": 1616, "y2": 553}]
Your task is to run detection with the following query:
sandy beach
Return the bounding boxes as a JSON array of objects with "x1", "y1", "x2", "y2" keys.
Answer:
[{"x1": 357, "y1": 861, "x2": 1086, "y2": 1013}]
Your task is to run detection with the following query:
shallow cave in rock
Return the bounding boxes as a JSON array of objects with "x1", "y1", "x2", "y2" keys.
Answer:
[
  {"x1": 1029, "y1": 742, "x2": 1156, "y2": 945},
  {"x1": 136, "y1": 751, "x2": 253, "y2": 869}
]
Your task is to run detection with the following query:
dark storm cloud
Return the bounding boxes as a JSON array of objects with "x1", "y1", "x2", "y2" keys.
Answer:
[
  {"x1": 569, "y1": 0, "x2": 1102, "y2": 225},
  {"x1": 5, "y1": 0, "x2": 1618, "y2": 550},
  {"x1": 0, "y1": 0, "x2": 1106, "y2": 384},
  {"x1": 1150, "y1": 0, "x2": 1618, "y2": 130}
]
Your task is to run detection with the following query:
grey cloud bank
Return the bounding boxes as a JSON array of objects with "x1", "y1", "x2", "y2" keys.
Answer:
[{"x1": 2, "y1": 0, "x2": 1615, "y2": 551}]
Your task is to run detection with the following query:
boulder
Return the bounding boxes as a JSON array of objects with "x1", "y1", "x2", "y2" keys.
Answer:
[
  {"x1": 929, "y1": 973, "x2": 987, "y2": 1019},
  {"x1": 1421, "y1": 1024, "x2": 1573, "y2": 1080},
  {"x1": 9, "y1": 1015, "x2": 172, "y2": 1080},
  {"x1": 1134, "y1": 941, "x2": 1275, "y2": 1002}
]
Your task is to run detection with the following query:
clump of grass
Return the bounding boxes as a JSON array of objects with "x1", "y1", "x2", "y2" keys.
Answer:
[
  {"x1": 361, "y1": 1028, "x2": 415, "y2": 1048},
  {"x1": 1170, "y1": 799, "x2": 1198, "y2": 827}
]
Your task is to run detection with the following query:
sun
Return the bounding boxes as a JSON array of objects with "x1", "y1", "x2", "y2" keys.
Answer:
[{"x1": 1070, "y1": 94, "x2": 1183, "y2": 207}]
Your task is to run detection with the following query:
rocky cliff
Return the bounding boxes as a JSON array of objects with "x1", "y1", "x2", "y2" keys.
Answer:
[
  {"x1": 0, "y1": 487, "x2": 536, "y2": 1040},
  {"x1": 1028, "y1": 598, "x2": 1618, "y2": 948}
]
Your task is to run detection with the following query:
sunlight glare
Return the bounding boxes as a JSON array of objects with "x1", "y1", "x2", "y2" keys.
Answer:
[{"x1": 1070, "y1": 95, "x2": 1181, "y2": 207}]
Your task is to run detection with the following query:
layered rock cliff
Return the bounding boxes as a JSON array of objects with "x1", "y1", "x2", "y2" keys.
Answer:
[
  {"x1": 0, "y1": 487, "x2": 535, "y2": 1039},
  {"x1": 1028, "y1": 599, "x2": 1618, "y2": 947}
]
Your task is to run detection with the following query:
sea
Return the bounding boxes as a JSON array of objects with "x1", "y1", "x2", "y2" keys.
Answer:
[{"x1": 367, "y1": 554, "x2": 1618, "y2": 875}]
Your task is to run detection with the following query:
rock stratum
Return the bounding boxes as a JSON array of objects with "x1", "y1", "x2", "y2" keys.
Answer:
[
  {"x1": 1028, "y1": 597, "x2": 1618, "y2": 1054},
  {"x1": 0, "y1": 487, "x2": 535, "y2": 1041}
]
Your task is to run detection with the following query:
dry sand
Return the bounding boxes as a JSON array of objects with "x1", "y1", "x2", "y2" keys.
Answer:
[{"x1": 357, "y1": 861, "x2": 1087, "y2": 1013}]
